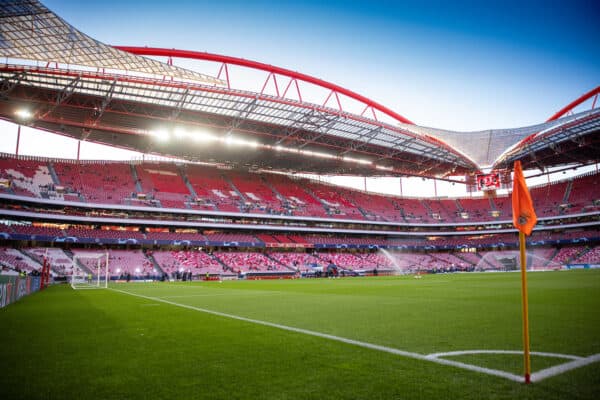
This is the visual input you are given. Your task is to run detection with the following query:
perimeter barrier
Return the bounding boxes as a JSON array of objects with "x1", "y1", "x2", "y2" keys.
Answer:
[{"x1": 0, "y1": 275, "x2": 41, "y2": 308}]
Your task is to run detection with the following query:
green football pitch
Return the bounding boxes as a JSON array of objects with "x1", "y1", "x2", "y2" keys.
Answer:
[{"x1": 1, "y1": 270, "x2": 599, "y2": 399}]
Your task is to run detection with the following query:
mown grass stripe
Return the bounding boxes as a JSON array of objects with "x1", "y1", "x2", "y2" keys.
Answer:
[{"x1": 111, "y1": 287, "x2": 525, "y2": 382}]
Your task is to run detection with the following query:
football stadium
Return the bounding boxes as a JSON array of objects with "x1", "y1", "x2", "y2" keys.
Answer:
[{"x1": 0, "y1": 1, "x2": 599, "y2": 399}]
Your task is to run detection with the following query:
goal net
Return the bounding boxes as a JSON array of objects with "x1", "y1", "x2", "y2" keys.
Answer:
[{"x1": 71, "y1": 252, "x2": 109, "y2": 289}]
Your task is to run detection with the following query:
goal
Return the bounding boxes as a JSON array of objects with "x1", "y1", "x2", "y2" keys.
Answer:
[{"x1": 71, "y1": 252, "x2": 109, "y2": 289}]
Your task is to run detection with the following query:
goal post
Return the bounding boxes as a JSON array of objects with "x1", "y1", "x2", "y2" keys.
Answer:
[{"x1": 71, "y1": 252, "x2": 109, "y2": 289}]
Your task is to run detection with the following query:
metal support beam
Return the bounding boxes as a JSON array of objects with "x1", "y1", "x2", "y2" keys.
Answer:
[
  {"x1": 15, "y1": 124, "x2": 21, "y2": 156},
  {"x1": 38, "y1": 75, "x2": 81, "y2": 119},
  {"x1": 340, "y1": 126, "x2": 384, "y2": 155},
  {"x1": 229, "y1": 97, "x2": 259, "y2": 131},
  {"x1": 377, "y1": 138, "x2": 416, "y2": 160},
  {"x1": 0, "y1": 71, "x2": 25, "y2": 97},
  {"x1": 90, "y1": 79, "x2": 117, "y2": 126},
  {"x1": 298, "y1": 115, "x2": 341, "y2": 148},
  {"x1": 170, "y1": 87, "x2": 190, "y2": 120},
  {"x1": 275, "y1": 109, "x2": 320, "y2": 145}
]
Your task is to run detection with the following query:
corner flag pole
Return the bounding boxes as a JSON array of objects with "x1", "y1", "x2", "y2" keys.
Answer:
[
  {"x1": 519, "y1": 231, "x2": 531, "y2": 383},
  {"x1": 512, "y1": 160, "x2": 537, "y2": 384}
]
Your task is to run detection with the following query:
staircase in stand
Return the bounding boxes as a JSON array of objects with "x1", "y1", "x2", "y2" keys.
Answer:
[
  {"x1": 47, "y1": 162, "x2": 61, "y2": 185},
  {"x1": 63, "y1": 249, "x2": 93, "y2": 274},
  {"x1": 130, "y1": 164, "x2": 143, "y2": 193},
  {"x1": 209, "y1": 252, "x2": 234, "y2": 273},
  {"x1": 264, "y1": 253, "x2": 294, "y2": 271},
  {"x1": 221, "y1": 173, "x2": 245, "y2": 212},
  {"x1": 144, "y1": 250, "x2": 165, "y2": 275},
  {"x1": 562, "y1": 180, "x2": 573, "y2": 204},
  {"x1": 180, "y1": 166, "x2": 198, "y2": 199},
  {"x1": 453, "y1": 252, "x2": 481, "y2": 269},
  {"x1": 420, "y1": 200, "x2": 433, "y2": 217},
  {"x1": 303, "y1": 186, "x2": 331, "y2": 216},
  {"x1": 544, "y1": 248, "x2": 561, "y2": 268},
  {"x1": 16, "y1": 249, "x2": 43, "y2": 269}
]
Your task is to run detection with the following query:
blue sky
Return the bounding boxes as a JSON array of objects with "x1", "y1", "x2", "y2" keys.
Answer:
[{"x1": 40, "y1": 0, "x2": 599, "y2": 131}]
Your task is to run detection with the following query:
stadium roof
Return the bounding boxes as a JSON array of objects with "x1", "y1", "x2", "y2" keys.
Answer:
[
  {"x1": 402, "y1": 107, "x2": 600, "y2": 169},
  {"x1": 0, "y1": 0, "x2": 222, "y2": 85},
  {"x1": 0, "y1": 0, "x2": 598, "y2": 178}
]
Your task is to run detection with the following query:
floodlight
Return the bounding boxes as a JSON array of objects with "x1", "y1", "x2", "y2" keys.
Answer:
[
  {"x1": 192, "y1": 131, "x2": 217, "y2": 142},
  {"x1": 238, "y1": 138, "x2": 259, "y2": 148},
  {"x1": 151, "y1": 129, "x2": 170, "y2": 142},
  {"x1": 135, "y1": 267, "x2": 141, "y2": 273},
  {"x1": 220, "y1": 134, "x2": 260, "y2": 148},
  {"x1": 174, "y1": 127, "x2": 188, "y2": 139},
  {"x1": 312, "y1": 151, "x2": 335, "y2": 159},
  {"x1": 15, "y1": 109, "x2": 33, "y2": 120},
  {"x1": 342, "y1": 156, "x2": 371, "y2": 165}
]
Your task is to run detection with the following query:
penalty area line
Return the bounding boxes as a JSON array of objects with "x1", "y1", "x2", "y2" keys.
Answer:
[{"x1": 110, "y1": 288, "x2": 593, "y2": 383}]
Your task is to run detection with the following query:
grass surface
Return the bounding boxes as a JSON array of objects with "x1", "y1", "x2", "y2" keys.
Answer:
[{"x1": 1, "y1": 270, "x2": 599, "y2": 399}]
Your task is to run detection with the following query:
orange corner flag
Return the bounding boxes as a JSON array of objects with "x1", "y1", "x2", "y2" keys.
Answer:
[{"x1": 512, "y1": 160, "x2": 537, "y2": 236}]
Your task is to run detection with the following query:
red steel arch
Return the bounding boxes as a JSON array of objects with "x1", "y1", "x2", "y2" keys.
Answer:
[
  {"x1": 547, "y1": 85, "x2": 600, "y2": 122},
  {"x1": 496, "y1": 86, "x2": 600, "y2": 164},
  {"x1": 114, "y1": 46, "x2": 414, "y2": 125}
]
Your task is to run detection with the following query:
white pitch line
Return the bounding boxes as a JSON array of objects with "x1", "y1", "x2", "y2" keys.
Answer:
[
  {"x1": 110, "y1": 288, "x2": 525, "y2": 382},
  {"x1": 110, "y1": 288, "x2": 600, "y2": 382},
  {"x1": 159, "y1": 293, "x2": 242, "y2": 299},
  {"x1": 160, "y1": 292, "x2": 282, "y2": 299},
  {"x1": 114, "y1": 283, "x2": 206, "y2": 290},
  {"x1": 423, "y1": 357, "x2": 522, "y2": 382},
  {"x1": 427, "y1": 350, "x2": 582, "y2": 361},
  {"x1": 531, "y1": 353, "x2": 600, "y2": 382}
]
